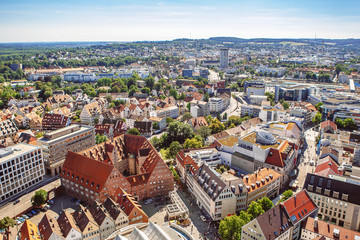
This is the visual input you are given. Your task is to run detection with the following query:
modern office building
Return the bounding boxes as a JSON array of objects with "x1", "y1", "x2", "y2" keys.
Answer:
[
  {"x1": 0, "y1": 143, "x2": 44, "y2": 202},
  {"x1": 209, "y1": 97, "x2": 224, "y2": 113},
  {"x1": 304, "y1": 173, "x2": 360, "y2": 231},
  {"x1": 37, "y1": 125, "x2": 95, "y2": 176},
  {"x1": 220, "y1": 48, "x2": 229, "y2": 69}
]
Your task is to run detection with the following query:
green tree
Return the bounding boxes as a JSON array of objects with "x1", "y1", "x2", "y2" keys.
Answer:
[
  {"x1": 315, "y1": 102, "x2": 324, "y2": 113},
  {"x1": 258, "y1": 197, "x2": 274, "y2": 212},
  {"x1": 169, "y1": 89, "x2": 178, "y2": 99},
  {"x1": 153, "y1": 122, "x2": 159, "y2": 130},
  {"x1": 204, "y1": 93, "x2": 209, "y2": 102},
  {"x1": 209, "y1": 118, "x2": 225, "y2": 134},
  {"x1": 183, "y1": 136, "x2": 203, "y2": 149},
  {"x1": 223, "y1": 112, "x2": 228, "y2": 120},
  {"x1": 168, "y1": 141, "x2": 183, "y2": 159},
  {"x1": 344, "y1": 118, "x2": 357, "y2": 130},
  {"x1": 197, "y1": 126, "x2": 211, "y2": 140},
  {"x1": 335, "y1": 118, "x2": 344, "y2": 129},
  {"x1": 127, "y1": 128, "x2": 141, "y2": 136},
  {"x1": 166, "y1": 117, "x2": 174, "y2": 124},
  {"x1": 279, "y1": 190, "x2": 293, "y2": 203},
  {"x1": 181, "y1": 112, "x2": 193, "y2": 122},
  {"x1": 219, "y1": 212, "x2": 251, "y2": 240},
  {"x1": 167, "y1": 121, "x2": 194, "y2": 143},
  {"x1": 95, "y1": 134, "x2": 109, "y2": 144},
  {"x1": 312, "y1": 112, "x2": 322, "y2": 125},
  {"x1": 247, "y1": 201, "x2": 265, "y2": 219},
  {"x1": 282, "y1": 101, "x2": 290, "y2": 110},
  {"x1": 335, "y1": 64, "x2": 343, "y2": 76},
  {"x1": 31, "y1": 189, "x2": 48, "y2": 206},
  {"x1": 0, "y1": 216, "x2": 16, "y2": 239}
]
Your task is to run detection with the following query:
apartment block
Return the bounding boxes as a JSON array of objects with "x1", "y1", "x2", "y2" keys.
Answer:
[
  {"x1": 37, "y1": 125, "x2": 95, "y2": 176},
  {"x1": 0, "y1": 143, "x2": 44, "y2": 202}
]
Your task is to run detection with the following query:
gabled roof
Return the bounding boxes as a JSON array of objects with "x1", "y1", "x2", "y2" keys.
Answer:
[
  {"x1": 19, "y1": 220, "x2": 41, "y2": 240},
  {"x1": 57, "y1": 210, "x2": 80, "y2": 237},
  {"x1": 265, "y1": 148, "x2": 285, "y2": 168},
  {"x1": 256, "y1": 205, "x2": 293, "y2": 240},
  {"x1": 103, "y1": 197, "x2": 126, "y2": 221},
  {"x1": 114, "y1": 188, "x2": 147, "y2": 218},
  {"x1": 61, "y1": 151, "x2": 115, "y2": 193},
  {"x1": 38, "y1": 214, "x2": 64, "y2": 240},
  {"x1": 73, "y1": 205, "x2": 99, "y2": 232},
  {"x1": 88, "y1": 201, "x2": 111, "y2": 226},
  {"x1": 315, "y1": 156, "x2": 343, "y2": 177},
  {"x1": 188, "y1": 116, "x2": 208, "y2": 128},
  {"x1": 283, "y1": 190, "x2": 317, "y2": 224}
]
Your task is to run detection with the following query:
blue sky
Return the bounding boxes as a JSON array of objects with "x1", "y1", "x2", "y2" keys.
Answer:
[{"x1": 0, "y1": 0, "x2": 359, "y2": 42}]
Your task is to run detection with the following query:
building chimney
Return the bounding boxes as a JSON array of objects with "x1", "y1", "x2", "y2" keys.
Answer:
[
  {"x1": 294, "y1": 195, "x2": 296, "y2": 207},
  {"x1": 314, "y1": 217, "x2": 318, "y2": 229}
]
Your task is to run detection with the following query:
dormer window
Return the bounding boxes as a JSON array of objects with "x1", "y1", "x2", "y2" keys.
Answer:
[
  {"x1": 91, "y1": 182, "x2": 94, "y2": 187},
  {"x1": 86, "y1": 180, "x2": 89, "y2": 185}
]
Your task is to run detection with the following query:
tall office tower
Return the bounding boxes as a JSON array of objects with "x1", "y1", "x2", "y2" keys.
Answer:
[{"x1": 220, "y1": 48, "x2": 229, "y2": 69}]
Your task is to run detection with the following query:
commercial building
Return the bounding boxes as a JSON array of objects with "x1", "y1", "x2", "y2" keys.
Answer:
[
  {"x1": 150, "y1": 106, "x2": 179, "y2": 119},
  {"x1": 209, "y1": 97, "x2": 224, "y2": 113},
  {"x1": 304, "y1": 173, "x2": 360, "y2": 231},
  {"x1": 37, "y1": 125, "x2": 95, "y2": 176},
  {"x1": 190, "y1": 100, "x2": 210, "y2": 118},
  {"x1": 61, "y1": 134, "x2": 174, "y2": 202},
  {"x1": 243, "y1": 168, "x2": 281, "y2": 204},
  {"x1": 0, "y1": 143, "x2": 44, "y2": 202},
  {"x1": 301, "y1": 217, "x2": 360, "y2": 240}
]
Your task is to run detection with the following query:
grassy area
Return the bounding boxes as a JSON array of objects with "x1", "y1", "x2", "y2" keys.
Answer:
[{"x1": 280, "y1": 41, "x2": 308, "y2": 46}]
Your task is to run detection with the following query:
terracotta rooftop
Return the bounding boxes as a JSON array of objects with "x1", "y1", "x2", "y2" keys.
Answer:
[
  {"x1": 303, "y1": 217, "x2": 360, "y2": 240},
  {"x1": 243, "y1": 168, "x2": 281, "y2": 193},
  {"x1": 283, "y1": 190, "x2": 317, "y2": 224},
  {"x1": 61, "y1": 151, "x2": 115, "y2": 193}
]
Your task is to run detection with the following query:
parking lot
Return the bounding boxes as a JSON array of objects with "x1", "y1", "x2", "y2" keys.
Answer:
[{"x1": 5, "y1": 194, "x2": 77, "y2": 240}]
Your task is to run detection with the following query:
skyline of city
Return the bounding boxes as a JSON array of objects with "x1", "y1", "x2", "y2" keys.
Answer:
[{"x1": 1, "y1": 0, "x2": 360, "y2": 42}]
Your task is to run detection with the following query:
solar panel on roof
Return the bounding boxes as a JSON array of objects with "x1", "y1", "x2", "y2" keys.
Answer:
[
  {"x1": 290, "y1": 215, "x2": 297, "y2": 222},
  {"x1": 274, "y1": 231, "x2": 278, "y2": 236}
]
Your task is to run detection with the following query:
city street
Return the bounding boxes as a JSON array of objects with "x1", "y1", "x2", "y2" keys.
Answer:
[
  {"x1": 0, "y1": 178, "x2": 61, "y2": 220},
  {"x1": 222, "y1": 95, "x2": 239, "y2": 118},
  {"x1": 297, "y1": 127, "x2": 318, "y2": 189}
]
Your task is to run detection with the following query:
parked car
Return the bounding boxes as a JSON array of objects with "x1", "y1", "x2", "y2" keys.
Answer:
[
  {"x1": 16, "y1": 217, "x2": 25, "y2": 223},
  {"x1": 30, "y1": 210, "x2": 36, "y2": 215},
  {"x1": 144, "y1": 199, "x2": 153, "y2": 205},
  {"x1": 26, "y1": 212, "x2": 33, "y2": 218},
  {"x1": 21, "y1": 215, "x2": 29, "y2": 219},
  {"x1": 16, "y1": 220, "x2": 22, "y2": 225},
  {"x1": 200, "y1": 215, "x2": 207, "y2": 222},
  {"x1": 47, "y1": 199, "x2": 54, "y2": 205},
  {"x1": 13, "y1": 199, "x2": 20, "y2": 205},
  {"x1": 71, "y1": 198, "x2": 78, "y2": 203}
]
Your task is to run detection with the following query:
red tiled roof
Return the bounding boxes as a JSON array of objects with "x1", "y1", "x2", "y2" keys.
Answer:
[
  {"x1": 265, "y1": 149, "x2": 284, "y2": 168},
  {"x1": 283, "y1": 190, "x2": 317, "y2": 224},
  {"x1": 320, "y1": 120, "x2": 337, "y2": 131},
  {"x1": 315, "y1": 156, "x2": 343, "y2": 177},
  {"x1": 61, "y1": 151, "x2": 115, "y2": 193},
  {"x1": 189, "y1": 116, "x2": 208, "y2": 128}
]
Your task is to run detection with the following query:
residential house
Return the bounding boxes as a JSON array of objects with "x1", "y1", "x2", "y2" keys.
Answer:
[
  {"x1": 88, "y1": 201, "x2": 116, "y2": 240},
  {"x1": 18, "y1": 220, "x2": 42, "y2": 240},
  {"x1": 102, "y1": 197, "x2": 129, "y2": 230},
  {"x1": 38, "y1": 214, "x2": 65, "y2": 240},
  {"x1": 57, "y1": 210, "x2": 82, "y2": 240},
  {"x1": 72, "y1": 205, "x2": 100, "y2": 240},
  {"x1": 81, "y1": 102, "x2": 104, "y2": 125},
  {"x1": 188, "y1": 116, "x2": 208, "y2": 131},
  {"x1": 42, "y1": 113, "x2": 71, "y2": 131}
]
